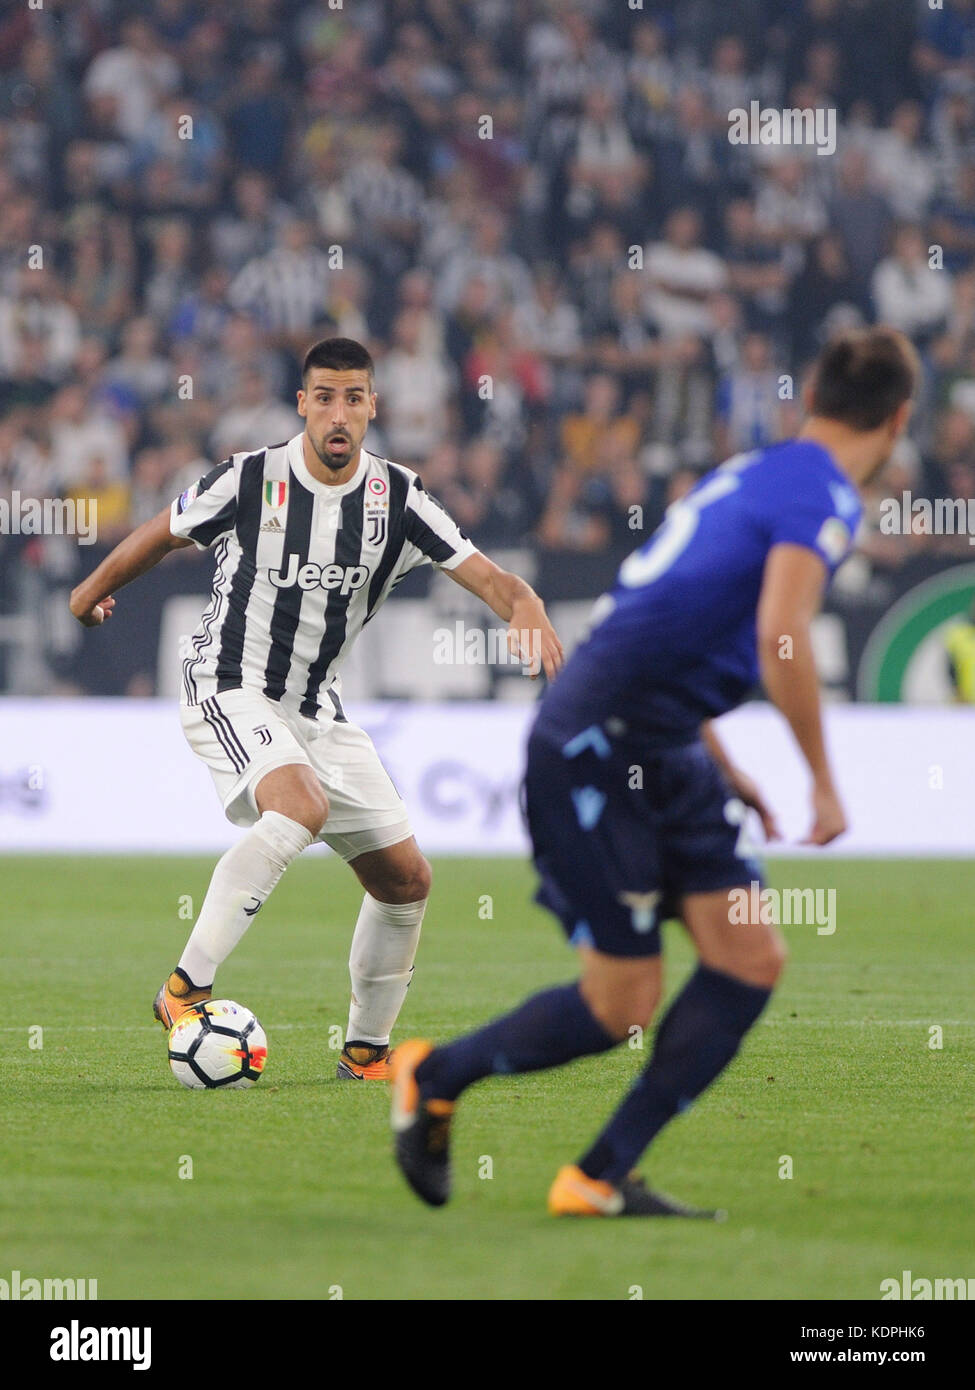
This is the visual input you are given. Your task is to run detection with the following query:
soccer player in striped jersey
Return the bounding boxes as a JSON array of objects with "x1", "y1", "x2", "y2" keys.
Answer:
[{"x1": 70, "y1": 337, "x2": 563, "y2": 1080}]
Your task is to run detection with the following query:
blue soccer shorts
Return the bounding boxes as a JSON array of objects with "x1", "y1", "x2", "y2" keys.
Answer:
[{"x1": 523, "y1": 723, "x2": 765, "y2": 958}]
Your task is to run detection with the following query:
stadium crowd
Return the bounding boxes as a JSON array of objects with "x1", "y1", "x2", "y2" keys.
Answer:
[{"x1": 2, "y1": 0, "x2": 975, "y2": 694}]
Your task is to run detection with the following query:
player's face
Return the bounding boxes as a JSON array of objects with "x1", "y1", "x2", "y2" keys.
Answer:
[{"x1": 298, "y1": 368, "x2": 376, "y2": 472}]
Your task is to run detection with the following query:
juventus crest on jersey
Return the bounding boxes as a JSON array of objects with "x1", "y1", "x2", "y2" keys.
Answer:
[{"x1": 170, "y1": 433, "x2": 477, "y2": 720}]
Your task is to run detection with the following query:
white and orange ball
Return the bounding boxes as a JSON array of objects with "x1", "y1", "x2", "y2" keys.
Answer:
[{"x1": 168, "y1": 1000, "x2": 268, "y2": 1089}]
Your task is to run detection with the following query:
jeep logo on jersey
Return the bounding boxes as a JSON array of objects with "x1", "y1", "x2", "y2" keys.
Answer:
[{"x1": 269, "y1": 556, "x2": 370, "y2": 594}]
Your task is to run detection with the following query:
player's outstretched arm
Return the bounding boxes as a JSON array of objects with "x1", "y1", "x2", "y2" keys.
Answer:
[
  {"x1": 756, "y1": 542, "x2": 846, "y2": 846},
  {"x1": 445, "y1": 551, "x2": 564, "y2": 680},
  {"x1": 69, "y1": 506, "x2": 192, "y2": 627}
]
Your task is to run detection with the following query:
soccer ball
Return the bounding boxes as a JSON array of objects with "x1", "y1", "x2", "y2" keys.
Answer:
[{"x1": 167, "y1": 1000, "x2": 268, "y2": 1089}]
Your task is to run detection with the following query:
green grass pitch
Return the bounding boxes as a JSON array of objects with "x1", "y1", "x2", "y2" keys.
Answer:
[{"x1": 2, "y1": 854, "x2": 972, "y2": 1301}]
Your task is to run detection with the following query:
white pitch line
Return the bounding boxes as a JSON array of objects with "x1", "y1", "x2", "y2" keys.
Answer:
[
  {"x1": 0, "y1": 1022, "x2": 309, "y2": 1034},
  {"x1": 0, "y1": 1019, "x2": 971, "y2": 1035},
  {"x1": 762, "y1": 1018, "x2": 973, "y2": 1027}
]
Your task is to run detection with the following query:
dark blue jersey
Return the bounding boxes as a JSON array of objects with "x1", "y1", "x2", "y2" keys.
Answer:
[{"x1": 536, "y1": 440, "x2": 862, "y2": 747}]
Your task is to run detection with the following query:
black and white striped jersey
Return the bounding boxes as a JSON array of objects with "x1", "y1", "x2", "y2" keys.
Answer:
[{"x1": 169, "y1": 433, "x2": 478, "y2": 719}]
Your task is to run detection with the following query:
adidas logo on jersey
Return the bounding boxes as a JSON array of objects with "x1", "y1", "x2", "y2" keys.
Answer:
[
  {"x1": 269, "y1": 556, "x2": 369, "y2": 594},
  {"x1": 260, "y1": 516, "x2": 284, "y2": 533}
]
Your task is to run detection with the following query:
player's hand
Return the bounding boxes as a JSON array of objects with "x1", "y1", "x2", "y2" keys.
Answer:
[
  {"x1": 507, "y1": 600, "x2": 564, "y2": 681},
  {"x1": 728, "y1": 769, "x2": 782, "y2": 842},
  {"x1": 804, "y1": 780, "x2": 847, "y2": 846},
  {"x1": 69, "y1": 590, "x2": 116, "y2": 626}
]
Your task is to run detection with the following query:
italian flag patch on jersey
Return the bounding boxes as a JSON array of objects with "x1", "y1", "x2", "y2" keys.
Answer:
[{"x1": 264, "y1": 481, "x2": 287, "y2": 509}]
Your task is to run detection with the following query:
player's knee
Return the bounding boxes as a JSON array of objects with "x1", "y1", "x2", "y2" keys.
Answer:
[
  {"x1": 410, "y1": 853, "x2": 433, "y2": 901},
  {"x1": 722, "y1": 930, "x2": 787, "y2": 989},
  {"x1": 372, "y1": 851, "x2": 431, "y2": 904},
  {"x1": 257, "y1": 766, "x2": 329, "y2": 835},
  {"x1": 580, "y1": 976, "x2": 659, "y2": 1041},
  {"x1": 758, "y1": 933, "x2": 788, "y2": 987},
  {"x1": 752, "y1": 927, "x2": 787, "y2": 986},
  {"x1": 290, "y1": 789, "x2": 329, "y2": 837}
]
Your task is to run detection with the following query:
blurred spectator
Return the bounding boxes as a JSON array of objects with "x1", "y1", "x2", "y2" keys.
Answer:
[
  {"x1": 48, "y1": 385, "x2": 128, "y2": 488},
  {"x1": 0, "y1": 335, "x2": 58, "y2": 414},
  {"x1": 923, "y1": 405, "x2": 975, "y2": 503},
  {"x1": 343, "y1": 122, "x2": 425, "y2": 284},
  {"x1": 871, "y1": 224, "x2": 953, "y2": 344},
  {"x1": 64, "y1": 219, "x2": 134, "y2": 336},
  {"x1": 209, "y1": 368, "x2": 297, "y2": 460},
  {"x1": 537, "y1": 465, "x2": 612, "y2": 553},
  {"x1": 930, "y1": 82, "x2": 975, "y2": 191},
  {"x1": 644, "y1": 207, "x2": 728, "y2": 341},
  {"x1": 931, "y1": 162, "x2": 975, "y2": 272},
  {"x1": 225, "y1": 52, "x2": 292, "y2": 175},
  {"x1": 753, "y1": 156, "x2": 828, "y2": 262},
  {"x1": 626, "y1": 18, "x2": 676, "y2": 142},
  {"x1": 298, "y1": 134, "x2": 355, "y2": 246},
  {"x1": 0, "y1": 268, "x2": 80, "y2": 376},
  {"x1": 714, "y1": 332, "x2": 788, "y2": 455},
  {"x1": 0, "y1": 37, "x2": 79, "y2": 179},
  {"x1": 394, "y1": 268, "x2": 444, "y2": 357},
  {"x1": 212, "y1": 171, "x2": 293, "y2": 275},
  {"x1": 128, "y1": 93, "x2": 225, "y2": 210},
  {"x1": 460, "y1": 314, "x2": 545, "y2": 451},
  {"x1": 437, "y1": 204, "x2": 533, "y2": 314},
  {"x1": 321, "y1": 262, "x2": 371, "y2": 343},
  {"x1": 867, "y1": 100, "x2": 937, "y2": 223},
  {"x1": 590, "y1": 270, "x2": 659, "y2": 378},
  {"x1": 212, "y1": 312, "x2": 288, "y2": 405},
  {"x1": 512, "y1": 266, "x2": 583, "y2": 367},
  {"x1": 705, "y1": 35, "x2": 756, "y2": 118},
  {"x1": 560, "y1": 374, "x2": 641, "y2": 474},
  {"x1": 82, "y1": 17, "x2": 179, "y2": 141},
  {"x1": 652, "y1": 86, "x2": 731, "y2": 225},
  {"x1": 144, "y1": 217, "x2": 195, "y2": 326},
  {"x1": 928, "y1": 269, "x2": 975, "y2": 401},
  {"x1": 66, "y1": 454, "x2": 131, "y2": 545},
  {"x1": 788, "y1": 232, "x2": 864, "y2": 366},
  {"x1": 104, "y1": 317, "x2": 171, "y2": 407},
  {"x1": 61, "y1": 139, "x2": 125, "y2": 214},
  {"x1": 170, "y1": 266, "x2": 233, "y2": 350},
  {"x1": 722, "y1": 197, "x2": 790, "y2": 334},
  {"x1": 376, "y1": 307, "x2": 455, "y2": 466},
  {"x1": 570, "y1": 221, "x2": 628, "y2": 336},
  {"x1": 601, "y1": 439, "x2": 652, "y2": 552},
  {"x1": 829, "y1": 147, "x2": 894, "y2": 294},
  {"x1": 129, "y1": 437, "x2": 207, "y2": 526},
  {"x1": 450, "y1": 437, "x2": 536, "y2": 547},
  {"x1": 440, "y1": 90, "x2": 525, "y2": 212},
  {"x1": 915, "y1": 0, "x2": 975, "y2": 86},
  {"x1": 567, "y1": 87, "x2": 646, "y2": 222},
  {"x1": 229, "y1": 219, "x2": 332, "y2": 342}
]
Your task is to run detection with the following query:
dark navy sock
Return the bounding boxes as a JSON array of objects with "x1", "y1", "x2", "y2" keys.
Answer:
[
  {"x1": 578, "y1": 964, "x2": 772, "y2": 1184},
  {"x1": 416, "y1": 982, "x2": 617, "y2": 1102}
]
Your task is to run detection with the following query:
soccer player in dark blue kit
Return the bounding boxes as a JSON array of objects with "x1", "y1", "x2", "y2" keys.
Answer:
[{"x1": 391, "y1": 328, "x2": 919, "y2": 1217}]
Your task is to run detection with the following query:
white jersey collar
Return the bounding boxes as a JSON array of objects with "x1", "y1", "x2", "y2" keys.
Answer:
[{"x1": 287, "y1": 433, "x2": 371, "y2": 498}]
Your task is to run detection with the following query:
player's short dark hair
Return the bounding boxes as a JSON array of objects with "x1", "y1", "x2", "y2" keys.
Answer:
[
  {"x1": 302, "y1": 338, "x2": 375, "y2": 388},
  {"x1": 809, "y1": 327, "x2": 919, "y2": 431}
]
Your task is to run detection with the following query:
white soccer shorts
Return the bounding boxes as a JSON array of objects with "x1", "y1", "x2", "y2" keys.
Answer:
[{"x1": 179, "y1": 687, "x2": 412, "y2": 861}]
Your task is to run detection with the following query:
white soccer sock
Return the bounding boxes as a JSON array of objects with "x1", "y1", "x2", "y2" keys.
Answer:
[
  {"x1": 345, "y1": 893, "x2": 427, "y2": 1047},
  {"x1": 178, "y1": 811, "x2": 313, "y2": 986}
]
